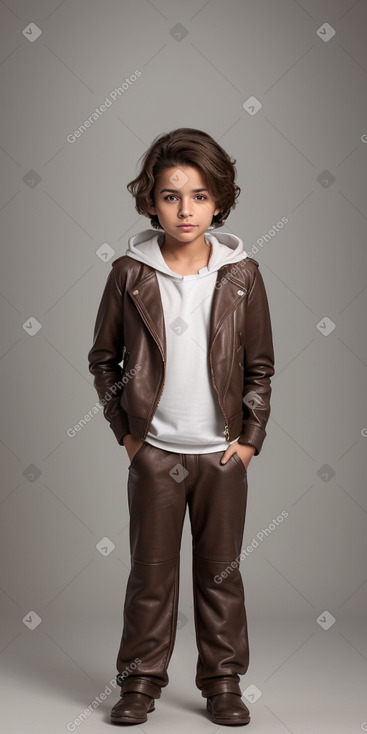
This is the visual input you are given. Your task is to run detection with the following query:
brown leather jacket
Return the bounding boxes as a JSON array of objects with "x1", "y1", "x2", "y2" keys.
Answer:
[{"x1": 88, "y1": 255, "x2": 275, "y2": 456}]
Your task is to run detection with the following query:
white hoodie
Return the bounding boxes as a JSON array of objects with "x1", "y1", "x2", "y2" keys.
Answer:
[{"x1": 125, "y1": 228, "x2": 247, "y2": 454}]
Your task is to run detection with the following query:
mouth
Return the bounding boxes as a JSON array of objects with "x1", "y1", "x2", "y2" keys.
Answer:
[{"x1": 177, "y1": 224, "x2": 197, "y2": 230}]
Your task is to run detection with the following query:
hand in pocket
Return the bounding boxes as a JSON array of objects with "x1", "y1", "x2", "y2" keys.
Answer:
[{"x1": 123, "y1": 434, "x2": 144, "y2": 463}]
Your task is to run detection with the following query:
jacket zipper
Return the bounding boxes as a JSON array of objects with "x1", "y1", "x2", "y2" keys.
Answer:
[
  {"x1": 132, "y1": 280, "x2": 243, "y2": 443},
  {"x1": 145, "y1": 355, "x2": 166, "y2": 437},
  {"x1": 209, "y1": 340, "x2": 230, "y2": 442},
  {"x1": 131, "y1": 293, "x2": 166, "y2": 439},
  {"x1": 208, "y1": 287, "x2": 246, "y2": 442}
]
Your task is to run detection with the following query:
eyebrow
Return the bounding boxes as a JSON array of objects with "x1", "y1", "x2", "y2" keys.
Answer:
[{"x1": 159, "y1": 188, "x2": 209, "y2": 194}]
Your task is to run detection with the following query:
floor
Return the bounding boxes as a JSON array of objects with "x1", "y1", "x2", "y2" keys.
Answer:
[{"x1": 1, "y1": 616, "x2": 366, "y2": 733}]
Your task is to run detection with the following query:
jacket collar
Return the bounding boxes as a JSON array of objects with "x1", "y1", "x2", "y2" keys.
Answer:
[{"x1": 126, "y1": 263, "x2": 248, "y2": 358}]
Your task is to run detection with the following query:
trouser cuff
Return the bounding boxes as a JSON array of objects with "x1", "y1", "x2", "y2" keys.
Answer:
[
  {"x1": 200, "y1": 678, "x2": 243, "y2": 698},
  {"x1": 117, "y1": 675, "x2": 162, "y2": 699}
]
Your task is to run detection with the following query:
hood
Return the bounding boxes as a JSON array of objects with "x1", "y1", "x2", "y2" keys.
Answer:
[{"x1": 124, "y1": 228, "x2": 247, "y2": 279}]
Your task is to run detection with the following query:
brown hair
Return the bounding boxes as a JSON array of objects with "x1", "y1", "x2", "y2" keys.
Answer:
[{"x1": 127, "y1": 128, "x2": 241, "y2": 230}]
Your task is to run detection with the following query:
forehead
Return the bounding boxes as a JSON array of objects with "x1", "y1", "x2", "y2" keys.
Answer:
[{"x1": 154, "y1": 165, "x2": 207, "y2": 190}]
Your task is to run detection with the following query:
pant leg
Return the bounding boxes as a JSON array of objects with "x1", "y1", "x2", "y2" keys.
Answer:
[
  {"x1": 186, "y1": 450, "x2": 249, "y2": 698},
  {"x1": 115, "y1": 441, "x2": 187, "y2": 698}
]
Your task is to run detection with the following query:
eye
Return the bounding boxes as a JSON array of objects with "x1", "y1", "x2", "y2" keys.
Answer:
[{"x1": 195, "y1": 194, "x2": 207, "y2": 201}]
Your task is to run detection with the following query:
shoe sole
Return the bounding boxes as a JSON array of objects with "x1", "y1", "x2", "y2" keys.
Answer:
[{"x1": 207, "y1": 701, "x2": 250, "y2": 726}]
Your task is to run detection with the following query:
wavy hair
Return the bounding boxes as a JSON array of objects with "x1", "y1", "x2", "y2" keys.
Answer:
[{"x1": 127, "y1": 128, "x2": 241, "y2": 230}]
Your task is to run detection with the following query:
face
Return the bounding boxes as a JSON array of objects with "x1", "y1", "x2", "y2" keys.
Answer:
[{"x1": 148, "y1": 165, "x2": 221, "y2": 246}]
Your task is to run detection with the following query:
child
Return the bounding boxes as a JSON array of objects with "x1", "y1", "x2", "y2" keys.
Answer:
[{"x1": 88, "y1": 128, "x2": 275, "y2": 726}]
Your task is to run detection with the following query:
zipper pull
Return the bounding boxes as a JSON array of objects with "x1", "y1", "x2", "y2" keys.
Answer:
[{"x1": 224, "y1": 423, "x2": 230, "y2": 441}]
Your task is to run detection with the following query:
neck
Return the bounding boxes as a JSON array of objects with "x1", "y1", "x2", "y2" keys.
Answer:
[{"x1": 160, "y1": 233, "x2": 210, "y2": 263}]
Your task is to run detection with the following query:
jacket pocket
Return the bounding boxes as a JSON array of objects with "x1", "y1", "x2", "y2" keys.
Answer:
[
  {"x1": 121, "y1": 347, "x2": 130, "y2": 377},
  {"x1": 236, "y1": 331, "x2": 244, "y2": 370}
]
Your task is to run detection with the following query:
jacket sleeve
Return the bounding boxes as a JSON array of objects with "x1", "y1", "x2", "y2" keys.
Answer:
[
  {"x1": 237, "y1": 264, "x2": 275, "y2": 456},
  {"x1": 87, "y1": 265, "x2": 130, "y2": 445}
]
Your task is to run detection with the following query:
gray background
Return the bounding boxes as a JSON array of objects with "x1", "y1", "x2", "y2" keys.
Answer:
[{"x1": 1, "y1": 1, "x2": 366, "y2": 732}]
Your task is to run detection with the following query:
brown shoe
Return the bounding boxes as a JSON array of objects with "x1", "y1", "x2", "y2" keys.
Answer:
[
  {"x1": 207, "y1": 692, "x2": 250, "y2": 726},
  {"x1": 110, "y1": 691, "x2": 155, "y2": 724}
]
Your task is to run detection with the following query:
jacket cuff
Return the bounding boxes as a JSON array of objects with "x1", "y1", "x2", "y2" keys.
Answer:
[
  {"x1": 110, "y1": 412, "x2": 130, "y2": 446},
  {"x1": 237, "y1": 425, "x2": 266, "y2": 456}
]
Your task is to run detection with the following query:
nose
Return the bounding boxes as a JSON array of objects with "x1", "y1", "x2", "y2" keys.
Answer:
[{"x1": 178, "y1": 197, "x2": 192, "y2": 218}]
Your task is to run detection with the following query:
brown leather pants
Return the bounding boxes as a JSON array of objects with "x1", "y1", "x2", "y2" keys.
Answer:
[{"x1": 116, "y1": 440, "x2": 249, "y2": 699}]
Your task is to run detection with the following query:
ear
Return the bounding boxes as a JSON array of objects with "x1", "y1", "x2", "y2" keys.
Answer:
[{"x1": 214, "y1": 207, "x2": 221, "y2": 216}]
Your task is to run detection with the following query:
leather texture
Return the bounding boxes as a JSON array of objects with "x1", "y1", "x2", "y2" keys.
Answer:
[
  {"x1": 110, "y1": 691, "x2": 155, "y2": 724},
  {"x1": 207, "y1": 692, "x2": 251, "y2": 725},
  {"x1": 88, "y1": 256, "x2": 275, "y2": 456},
  {"x1": 115, "y1": 442, "x2": 250, "y2": 699}
]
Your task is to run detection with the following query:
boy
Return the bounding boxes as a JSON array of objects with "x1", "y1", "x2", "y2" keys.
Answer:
[{"x1": 88, "y1": 128, "x2": 275, "y2": 726}]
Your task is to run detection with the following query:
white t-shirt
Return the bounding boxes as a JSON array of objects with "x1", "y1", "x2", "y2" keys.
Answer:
[{"x1": 145, "y1": 267, "x2": 239, "y2": 454}]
